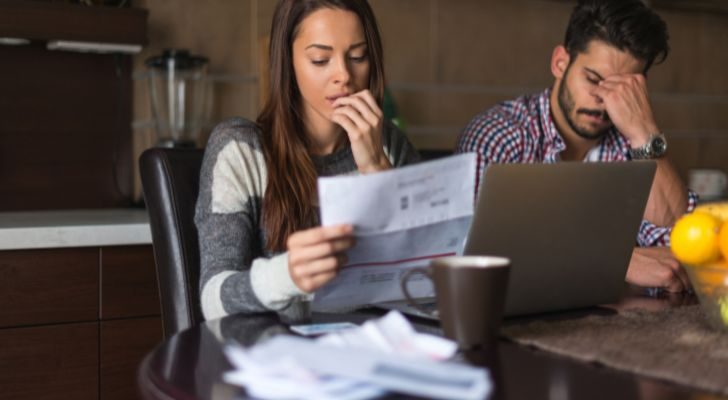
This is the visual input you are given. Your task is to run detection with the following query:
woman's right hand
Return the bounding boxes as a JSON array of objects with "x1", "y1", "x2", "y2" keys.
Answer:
[{"x1": 287, "y1": 224, "x2": 355, "y2": 293}]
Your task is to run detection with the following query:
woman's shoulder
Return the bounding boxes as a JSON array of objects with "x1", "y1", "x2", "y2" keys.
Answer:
[
  {"x1": 198, "y1": 118, "x2": 268, "y2": 213},
  {"x1": 206, "y1": 117, "x2": 263, "y2": 153},
  {"x1": 201, "y1": 117, "x2": 268, "y2": 181}
]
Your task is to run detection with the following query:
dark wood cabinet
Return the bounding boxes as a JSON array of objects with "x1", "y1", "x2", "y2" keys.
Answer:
[
  {"x1": 0, "y1": 248, "x2": 98, "y2": 327},
  {"x1": 101, "y1": 246, "x2": 160, "y2": 319},
  {"x1": 0, "y1": 244, "x2": 162, "y2": 400},
  {"x1": 101, "y1": 317, "x2": 162, "y2": 400},
  {"x1": 0, "y1": 2, "x2": 153, "y2": 394},
  {"x1": 0, "y1": 1, "x2": 147, "y2": 211},
  {"x1": 0, "y1": 323, "x2": 98, "y2": 400}
]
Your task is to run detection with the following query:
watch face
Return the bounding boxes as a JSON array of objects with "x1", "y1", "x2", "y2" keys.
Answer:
[{"x1": 651, "y1": 136, "x2": 667, "y2": 155}]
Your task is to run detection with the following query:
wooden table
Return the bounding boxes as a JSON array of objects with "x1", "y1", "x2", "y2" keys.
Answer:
[{"x1": 138, "y1": 288, "x2": 725, "y2": 399}]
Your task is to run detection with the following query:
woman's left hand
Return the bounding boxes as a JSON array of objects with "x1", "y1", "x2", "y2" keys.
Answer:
[{"x1": 332, "y1": 89, "x2": 392, "y2": 174}]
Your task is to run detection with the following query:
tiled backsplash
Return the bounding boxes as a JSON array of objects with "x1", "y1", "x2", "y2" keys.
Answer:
[{"x1": 130, "y1": 0, "x2": 728, "y2": 189}]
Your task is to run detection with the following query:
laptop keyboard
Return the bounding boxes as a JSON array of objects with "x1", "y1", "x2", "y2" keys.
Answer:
[{"x1": 416, "y1": 301, "x2": 438, "y2": 315}]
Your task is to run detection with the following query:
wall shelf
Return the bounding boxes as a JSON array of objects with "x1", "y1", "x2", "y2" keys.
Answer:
[
  {"x1": 0, "y1": 0, "x2": 148, "y2": 211},
  {"x1": 652, "y1": 0, "x2": 728, "y2": 14},
  {"x1": 0, "y1": 0, "x2": 147, "y2": 45}
]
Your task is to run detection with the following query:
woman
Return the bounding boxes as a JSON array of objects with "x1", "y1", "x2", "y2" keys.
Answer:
[{"x1": 195, "y1": 0, "x2": 419, "y2": 320}]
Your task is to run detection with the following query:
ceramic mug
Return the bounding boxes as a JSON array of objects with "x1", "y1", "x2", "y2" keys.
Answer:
[{"x1": 401, "y1": 256, "x2": 511, "y2": 349}]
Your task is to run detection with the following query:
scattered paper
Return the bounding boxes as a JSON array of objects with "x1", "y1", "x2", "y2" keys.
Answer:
[
  {"x1": 223, "y1": 311, "x2": 491, "y2": 400},
  {"x1": 316, "y1": 310, "x2": 455, "y2": 361},
  {"x1": 290, "y1": 322, "x2": 359, "y2": 337}
]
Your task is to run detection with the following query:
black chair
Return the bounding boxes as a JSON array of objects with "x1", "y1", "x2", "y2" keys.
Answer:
[{"x1": 140, "y1": 147, "x2": 205, "y2": 339}]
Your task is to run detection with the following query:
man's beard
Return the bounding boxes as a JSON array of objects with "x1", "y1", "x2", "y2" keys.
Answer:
[{"x1": 557, "y1": 70, "x2": 612, "y2": 140}]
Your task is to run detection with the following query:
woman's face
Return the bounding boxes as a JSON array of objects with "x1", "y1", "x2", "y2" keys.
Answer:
[{"x1": 292, "y1": 7, "x2": 370, "y2": 135}]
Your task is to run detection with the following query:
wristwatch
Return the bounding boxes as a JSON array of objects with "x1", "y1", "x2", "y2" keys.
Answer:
[{"x1": 629, "y1": 134, "x2": 668, "y2": 160}]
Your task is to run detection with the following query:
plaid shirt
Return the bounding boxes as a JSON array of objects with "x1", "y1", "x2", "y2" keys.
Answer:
[{"x1": 456, "y1": 88, "x2": 697, "y2": 247}]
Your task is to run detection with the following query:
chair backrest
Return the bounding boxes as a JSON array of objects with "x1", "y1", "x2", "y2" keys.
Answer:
[{"x1": 140, "y1": 147, "x2": 204, "y2": 339}]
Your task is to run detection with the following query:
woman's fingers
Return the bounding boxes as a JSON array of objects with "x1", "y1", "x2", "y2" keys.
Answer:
[
  {"x1": 353, "y1": 90, "x2": 382, "y2": 118},
  {"x1": 290, "y1": 255, "x2": 347, "y2": 293},
  {"x1": 333, "y1": 94, "x2": 380, "y2": 128},
  {"x1": 333, "y1": 105, "x2": 371, "y2": 133},
  {"x1": 307, "y1": 254, "x2": 347, "y2": 275},
  {"x1": 331, "y1": 111, "x2": 357, "y2": 133},
  {"x1": 330, "y1": 90, "x2": 390, "y2": 174},
  {"x1": 287, "y1": 224, "x2": 353, "y2": 249},
  {"x1": 297, "y1": 270, "x2": 339, "y2": 293},
  {"x1": 288, "y1": 237, "x2": 354, "y2": 266},
  {"x1": 287, "y1": 225, "x2": 354, "y2": 292}
]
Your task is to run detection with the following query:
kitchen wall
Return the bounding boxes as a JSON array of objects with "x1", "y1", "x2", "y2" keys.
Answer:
[{"x1": 130, "y1": 0, "x2": 728, "y2": 190}]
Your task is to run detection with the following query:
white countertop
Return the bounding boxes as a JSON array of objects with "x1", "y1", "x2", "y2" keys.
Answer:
[{"x1": 0, "y1": 209, "x2": 152, "y2": 250}]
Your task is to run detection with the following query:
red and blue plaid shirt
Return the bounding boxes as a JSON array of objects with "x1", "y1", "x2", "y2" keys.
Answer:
[{"x1": 456, "y1": 88, "x2": 697, "y2": 247}]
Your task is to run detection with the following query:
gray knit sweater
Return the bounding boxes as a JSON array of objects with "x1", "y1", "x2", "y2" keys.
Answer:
[{"x1": 195, "y1": 117, "x2": 420, "y2": 320}]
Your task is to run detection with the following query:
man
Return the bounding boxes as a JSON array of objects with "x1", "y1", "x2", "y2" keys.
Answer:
[{"x1": 456, "y1": 0, "x2": 697, "y2": 292}]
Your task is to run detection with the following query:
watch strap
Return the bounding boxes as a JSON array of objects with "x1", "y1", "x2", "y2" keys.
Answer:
[
  {"x1": 630, "y1": 134, "x2": 666, "y2": 160},
  {"x1": 629, "y1": 145, "x2": 651, "y2": 160}
]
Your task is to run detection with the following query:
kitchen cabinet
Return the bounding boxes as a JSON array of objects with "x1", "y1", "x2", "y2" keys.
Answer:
[
  {"x1": 0, "y1": 0, "x2": 147, "y2": 45},
  {"x1": 0, "y1": 210, "x2": 161, "y2": 400},
  {"x1": 0, "y1": 1, "x2": 148, "y2": 211}
]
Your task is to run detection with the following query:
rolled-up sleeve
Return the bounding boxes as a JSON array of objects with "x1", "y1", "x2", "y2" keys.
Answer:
[{"x1": 637, "y1": 189, "x2": 699, "y2": 247}]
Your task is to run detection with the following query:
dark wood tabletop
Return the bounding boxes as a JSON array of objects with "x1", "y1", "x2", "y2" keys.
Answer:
[{"x1": 137, "y1": 288, "x2": 726, "y2": 400}]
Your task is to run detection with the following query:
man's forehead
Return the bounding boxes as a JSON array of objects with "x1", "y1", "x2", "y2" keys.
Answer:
[{"x1": 572, "y1": 40, "x2": 646, "y2": 76}]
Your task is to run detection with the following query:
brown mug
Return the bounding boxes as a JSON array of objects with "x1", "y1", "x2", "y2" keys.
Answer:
[{"x1": 401, "y1": 256, "x2": 511, "y2": 349}]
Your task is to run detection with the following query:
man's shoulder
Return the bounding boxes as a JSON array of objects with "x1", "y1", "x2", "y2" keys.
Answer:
[{"x1": 463, "y1": 93, "x2": 542, "y2": 139}]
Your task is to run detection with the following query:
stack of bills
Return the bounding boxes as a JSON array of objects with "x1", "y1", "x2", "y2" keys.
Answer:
[{"x1": 223, "y1": 311, "x2": 491, "y2": 400}]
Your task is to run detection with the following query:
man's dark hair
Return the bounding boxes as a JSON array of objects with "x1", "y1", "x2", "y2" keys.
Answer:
[{"x1": 564, "y1": 0, "x2": 669, "y2": 72}]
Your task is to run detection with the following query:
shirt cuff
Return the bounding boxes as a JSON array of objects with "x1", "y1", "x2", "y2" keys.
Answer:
[
  {"x1": 250, "y1": 252, "x2": 307, "y2": 311},
  {"x1": 637, "y1": 220, "x2": 671, "y2": 247},
  {"x1": 687, "y1": 189, "x2": 699, "y2": 212},
  {"x1": 637, "y1": 189, "x2": 700, "y2": 248}
]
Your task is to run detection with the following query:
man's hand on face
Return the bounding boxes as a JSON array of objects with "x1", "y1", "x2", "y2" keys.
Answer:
[
  {"x1": 626, "y1": 247, "x2": 692, "y2": 292},
  {"x1": 591, "y1": 74, "x2": 659, "y2": 147}
]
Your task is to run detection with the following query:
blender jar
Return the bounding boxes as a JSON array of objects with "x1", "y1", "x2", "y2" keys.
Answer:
[{"x1": 146, "y1": 49, "x2": 209, "y2": 147}]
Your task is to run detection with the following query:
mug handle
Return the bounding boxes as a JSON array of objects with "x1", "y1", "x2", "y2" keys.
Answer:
[{"x1": 400, "y1": 267, "x2": 434, "y2": 315}]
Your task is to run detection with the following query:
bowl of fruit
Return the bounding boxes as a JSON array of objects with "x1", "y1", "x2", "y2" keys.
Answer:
[{"x1": 671, "y1": 202, "x2": 728, "y2": 330}]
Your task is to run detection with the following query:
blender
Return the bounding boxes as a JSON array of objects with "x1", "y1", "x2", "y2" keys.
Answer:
[{"x1": 146, "y1": 49, "x2": 209, "y2": 148}]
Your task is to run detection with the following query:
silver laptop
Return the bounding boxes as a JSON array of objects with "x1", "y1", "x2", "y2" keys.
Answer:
[{"x1": 380, "y1": 161, "x2": 656, "y2": 319}]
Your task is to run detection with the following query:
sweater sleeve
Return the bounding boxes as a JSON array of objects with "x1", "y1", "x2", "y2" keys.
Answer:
[{"x1": 195, "y1": 118, "x2": 306, "y2": 320}]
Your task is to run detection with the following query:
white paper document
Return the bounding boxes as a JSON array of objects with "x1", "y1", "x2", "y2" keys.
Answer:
[
  {"x1": 223, "y1": 311, "x2": 491, "y2": 400},
  {"x1": 313, "y1": 153, "x2": 476, "y2": 312}
]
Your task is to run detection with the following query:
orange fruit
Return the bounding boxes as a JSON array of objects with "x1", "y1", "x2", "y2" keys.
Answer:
[
  {"x1": 720, "y1": 222, "x2": 728, "y2": 261},
  {"x1": 691, "y1": 262, "x2": 728, "y2": 288},
  {"x1": 695, "y1": 203, "x2": 728, "y2": 222},
  {"x1": 670, "y1": 212, "x2": 722, "y2": 266}
]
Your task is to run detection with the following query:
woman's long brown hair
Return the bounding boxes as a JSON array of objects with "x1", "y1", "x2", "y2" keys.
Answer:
[{"x1": 258, "y1": 0, "x2": 386, "y2": 252}]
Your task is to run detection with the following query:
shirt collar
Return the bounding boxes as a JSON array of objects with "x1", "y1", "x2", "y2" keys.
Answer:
[
  {"x1": 537, "y1": 88, "x2": 566, "y2": 157},
  {"x1": 537, "y1": 88, "x2": 630, "y2": 161}
]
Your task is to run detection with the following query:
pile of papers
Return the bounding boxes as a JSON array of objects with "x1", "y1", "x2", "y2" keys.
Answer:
[{"x1": 223, "y1": 311, "x2": 492, "y2": 400}]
